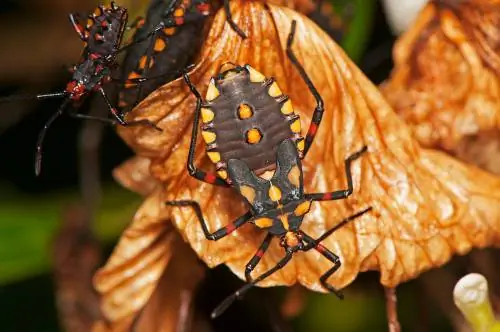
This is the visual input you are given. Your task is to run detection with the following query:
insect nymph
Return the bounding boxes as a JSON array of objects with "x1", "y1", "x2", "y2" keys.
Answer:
[
  {"x1": 0, "y1": 2, "x2": 165, "y2": 175},
  {"x1": 167, "y1": 20, "x2": 372, "y2": 317}
]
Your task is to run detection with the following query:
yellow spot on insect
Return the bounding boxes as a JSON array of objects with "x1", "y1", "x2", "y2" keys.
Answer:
[
  {"x1": 296, "y1": 139, "x2": 305, "y2": 152},
  {"x1": 207, "y1": 151, "x2": 221, "y2": 163},
  {"x1": 201, "y1": 130, "x2": 216, "y2": 144},
  {"x1": 280, "y1": 99, "x2": 293, "y2": 115},
  {"x1": 246, "y1": 128, "x2": 262, "y2": 144},
  {"x1": 206, "y1": 79, "x2": 220, "y2": 101},
  {"x1": 163, "y1": 27, "x2": 176, "y2": 35},
  {"x1": 287, "y1": 166, "x2": 301, "y2": 187},
  {"x1": 200, "y1": 107, "x2": 214, "y2": 123},
  {"x1": 268, "y1": 185, "x2": 282, "y2": 202},
  {"x1": 174, "y1": 8, "x2": 184, "y2": 17},
  {"x1": 125, "y1": 71, "x2": 141, "y2": 88},
  {"x1": 245, "y1": 65, "x2": 266, "y2": 83},
  {"x1": 290, "y1": 118, "x2": 301, "y2": 133},
  {"x1": 268, "y1": 82, "x2": 282, "y2": 97},
  {"x1": 240, "y1": 185, "x2": 256, "y2": 204},
  {"x1": 139, "y1": 55, "x2": 154, "y2": 69},
  {"x1": 217, "y1": 170, "x2": 228, "y2": 179},
  {"x1": 254, "y1": 217, "x2": 273, "y2": 228},
  {"x1": 294, "y1": 201, "x2": 311, "y2": 216},
  {"x1": 238, "y1": 104, "x2": 253, "y2": 119},
  {"x1": 87, "y1": 18, "x2": 94, "y2": 28},
  {"x1": 93, "y1": 7, "x2": 102, "y2": 17},
  {"x1": 279, "y1": 214, "x2": 290, "y2": 230},
  {"x1": 154, "y1": 38, "x2": 166, "y2": 52}
]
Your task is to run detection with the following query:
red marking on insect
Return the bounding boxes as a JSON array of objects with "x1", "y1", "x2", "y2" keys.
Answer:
[
  {"x1": 226, "y1": 223, "x2": 236, "y2": 234},
  {"x1": 316, "y1": 244, "x2": 326, "y2": 253},
  {"x1": 90, "y1": 53, "x2": 100, "y2": 60},
  {"x1": 175, "y1": 17, "x2": 185, "y2": 25},
  {"x1": 322, "y1": 192, "x2": 332, "y2": 200},
  {"x1": 256, "y1": 249, "x2": 264, "y2": 258},
  {"x1": 101, "y1": 20, "x2": 109, "y2": 28},
  {"x1": 308, "y1": 123, "x2": 318, "y2": 136},
  {"x1": 196, "y1": 3, "x2": 210, "y2": 15},
  {"x1": 205, "y1": 173, "x2": 216, "y2": 183},
  {"x1": 66, "y1": 81, "x2": 86, "y2": 100}
]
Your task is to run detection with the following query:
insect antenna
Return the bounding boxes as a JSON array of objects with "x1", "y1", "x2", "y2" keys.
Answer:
[
  {"x1": 35, "y1": 97, "x2": 72, "y2": 176},
  {"x1": 0, "y1": 91, "x2": 67, "y2": 103}
]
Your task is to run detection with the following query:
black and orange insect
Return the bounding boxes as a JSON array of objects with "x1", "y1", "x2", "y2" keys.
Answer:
[
  {"x1": 0, "y1": 2, "x2": 169, "y2": 176},
  {"x1": 118, "y1": 0, "x2": 247, "y2": 112},
  {"x1": 166, "y1": 20, "x2": 372, "y2": 318}
]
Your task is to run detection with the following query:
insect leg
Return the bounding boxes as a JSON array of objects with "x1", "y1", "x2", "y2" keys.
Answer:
[
  {"x1": 223, "y1": 0, "x2": 247, "y2": 38},
  {"x1": 211, "y1": 252, "x2": 293, "y2": 319},
  {"x1": 97, "y1": 87, "x2": 162, "y2": 131},
  {"x1": 302, "y1": 233, "x2": 344, "y2": 298},
  {"x1": 286, "y1": 20, "x2": 324, "y2": 158},
  {"x1": 245, "y1": 233, "x2": 274, "y2": 282},
  {"x1": 304, "y1": 146, "x2": 367, "y2": 201},
  {"x1": 165, "y1": 200, "x2": 252, "y2": 240},
  {"x1": 69, "y1": 13, "x2": 87, "y2": 41},
  {"x1": 183, "y1": 72, "x2": 230, "y2": 187},
  {"x1": 35, "y1": 98, "x2": 72, "y2": 176}
]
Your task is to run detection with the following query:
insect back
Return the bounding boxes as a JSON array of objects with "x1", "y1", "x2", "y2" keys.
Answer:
[
  {"x1": 118, "y1": 0, "x2": 211, "y2": 112},
  {"x1": 198, "y1": 64, "x2": 305, "y2": 182}
]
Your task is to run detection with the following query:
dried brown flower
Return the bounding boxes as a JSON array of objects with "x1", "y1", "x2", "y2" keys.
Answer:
[
  {"x1": 96, "y1": 0, "x2": 500, "y2": 326},
  {"x1": 381, "y1": 0, "x2": 500, "y2": 151}
]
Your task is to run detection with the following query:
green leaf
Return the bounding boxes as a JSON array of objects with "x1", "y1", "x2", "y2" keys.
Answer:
[
  {"x1": 337, "y1": 0, "x2": 377, "y2": 62},
  {"x1": 0, "y1": 184, "x2": 141, "y2": 285}
]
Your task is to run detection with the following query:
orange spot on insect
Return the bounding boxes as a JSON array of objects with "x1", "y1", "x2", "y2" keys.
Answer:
[
  {"x1": 245, "y1": 65, "x2": 266, "y2": 83},
  {"x1": 201, "y1": 130, "x2": 216, "y2": 144},
  {"x1": 174, "y1": 8, "x2": 185, "y2": 17},
  {"x1": 207, "y1": 151, "x2": 221, "y2": 163},
  {"x1": 279, "y1": 214, "x2": 290, "y2": 230},
  {"x1": 281, "y1": 99, "x2": 294, "y2": 115},
  {"x1": 125, "y1": 72, "x2": 141, "y2": 88},
  {"x1": 290, "y1": 118, "x2": 301, "y2": 133},
  {"x1": 246, "y1": 128, "x2": 262, "y2": 144},
  {"x1": 201, "y1": 107, "x2": 214, "y2": 123},
  {"x1": 268, "y1": 82, "x2": 282, "y2": 97},
  {"x1": 254, "y1": 217, "x2": 273, "y2": 228},
  {"x1": 154, "y1": 38, "x2": 166, "y2": 52},
  {"x1": 206, "y1": 79, "x2": 220, "y2": 101},
  {"x1": 93, "y1": 7, "x2": 102, "y2": 17},
  {"x1": 239, "y1": 185, "x2": 256, "y2": 204},
  {"x1": 87, "y1": 18, "x2": 94, "y2": 28},
  {"x1": 296, "y1": 139, "x2": 305, "y2": 152},
  {"x1": 238, "y1": 104, "x2": 253, "y2": 119},
  {"x1": 139, "y1": 55, "x2": 154, "y2": 69},
  {"x1": 163, "y1": 27, "x2": 176, "y2": 35},
  {"x1": 294, "y1": 201, "x2": 311, "y2": 217},
  {"x1": 268, "y1": 185, "x2": 282, "y2": 202},
  {"x1": 217, "y1": 170, "x2": 228, "y2": 180},
  {"x1": 287, "y1": 166, "x2": 301, "y2": 187}
]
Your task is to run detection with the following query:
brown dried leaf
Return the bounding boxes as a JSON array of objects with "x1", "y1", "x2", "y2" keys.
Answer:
[
  {"x1": 381, "y1": 0, "x2": 500, "y2": 150},
  {"x1": 113, "y1": 156, "x2": 159, "y2": 196},
  {"x1": 93, "y1": 190, "x2": 175, "y2": 322},
  {"x1": 117, "y1": 0, "x2": 500, "y2": 291}
]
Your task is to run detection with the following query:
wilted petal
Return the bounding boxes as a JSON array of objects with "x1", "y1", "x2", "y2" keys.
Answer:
[
  {"x1": 381, "y1": 0, "x2": 500, "y2": 150},
  {"x1": 113, "y1": 156, "x2": 158, "y2": 196},
  {"x1": 119, "y1": 0, "x2": 500, "y2": 292},
  {"x1": 94, "y1": 190, "x2": 174, "y2": 322}
]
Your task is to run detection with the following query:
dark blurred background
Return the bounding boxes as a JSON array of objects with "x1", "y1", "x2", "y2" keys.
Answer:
[{"x1": 0, "y1": 0, "x2": 460, "y2": 331}]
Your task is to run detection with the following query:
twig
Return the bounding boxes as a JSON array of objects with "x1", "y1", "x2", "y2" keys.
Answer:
[{"x1": 384, "y1": 287, "x2": 401, "y2": 332}]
